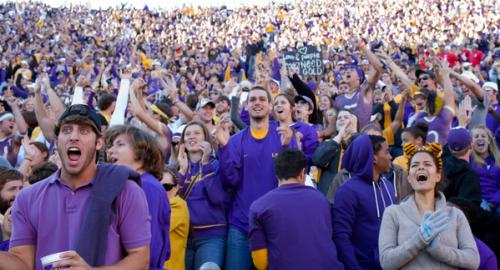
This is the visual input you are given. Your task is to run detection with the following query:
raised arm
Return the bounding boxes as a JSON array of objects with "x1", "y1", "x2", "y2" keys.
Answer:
[
  {"x1": 449, "y1": 70, "x2": 484, "y2": 102},
  {"x1": 361, "y1": 41, "x2": 384, "y2": 95},
  {"x1": 43, "y1": 74, "x2": 65, "y2": 119},
  {"x1": 230, "y1": 95, "x2": 247, "y2": 130},
  {"x1": 33, "y1": 81, "x2": 56, "y2": 141},
  {"x1": 163, "y1": 75, "x2": 194, "y2": 120},
  {"x1": 129, "y1": 79, "x2": 168, "y2": 140},
  {"x1": 433, "y1": 58, "x2": 456, "y2": 110},
  {"x1": 389, "y1": 93, "x2": 407, "y2": 133},
  {"x1": 6, "y1": 96, "x2": 27, "y2": 135},
  {"x1": 377, "y1": 50, "x2": 412, "y2": 91}
]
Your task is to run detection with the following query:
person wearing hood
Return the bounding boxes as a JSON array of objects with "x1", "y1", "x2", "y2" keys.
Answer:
[
  {"x1": 332, "y1": 134, "x2": 395, "y2": 269},
  {"x1": 442, "y1": 127, "x2": 482, "y2": 204}
]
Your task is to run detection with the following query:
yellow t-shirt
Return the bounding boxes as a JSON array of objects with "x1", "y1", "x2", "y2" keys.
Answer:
[
  {"x1": 383, "y1": 126, "x2": 395, "y2": 146},
  {"x1": 164, "y1": 196, "x2": 190, "y2": 270},
  {"x1": 99, "y1": 111, "x2": 111, "y2": 123},
  {"x1": 251, "y1": 128, "x2": 268, "y2": 140},
  {"x1": 393, "y1": 155, "x2": 409, "y2": 173}
]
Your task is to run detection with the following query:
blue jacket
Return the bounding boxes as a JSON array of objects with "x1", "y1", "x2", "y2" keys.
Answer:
[{"x1": 332, "y1": 135, "x2": 396, "y2": 270}]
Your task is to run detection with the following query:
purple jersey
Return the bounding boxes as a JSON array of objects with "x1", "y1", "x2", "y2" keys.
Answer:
[
  {"x1": 333, "y1": 81, "x2": 373, "y2": 129},
  {"x1": 414, "y1": 106, "x2": 454, "y2": 145}
]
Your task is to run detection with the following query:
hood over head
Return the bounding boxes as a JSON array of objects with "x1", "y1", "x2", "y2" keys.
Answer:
[{"x1": 342, "y1": 134, "x2": 373, "y2": 181}]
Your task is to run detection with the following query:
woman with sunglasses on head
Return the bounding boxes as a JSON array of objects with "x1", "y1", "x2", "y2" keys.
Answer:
[
  {"x1": 379, "y1": 143, "x2": 479, "y2": 270},
  {"x1": 161, "y1": 166, "x2": 190, "y2": 270},
  {"x1": 177, "y1": 121, "x2": 226, "y2": 270},
  {"x1": 470, "y1": 125, "x2": 500, "y2": 215},
  {"x1": 104, "y1": 125, "x2": 171, "y2": 270}
]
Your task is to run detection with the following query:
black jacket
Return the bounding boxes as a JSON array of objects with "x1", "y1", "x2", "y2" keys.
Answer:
[{"x1": 443, "y1": 155, "x2": 482, "y2": 205}]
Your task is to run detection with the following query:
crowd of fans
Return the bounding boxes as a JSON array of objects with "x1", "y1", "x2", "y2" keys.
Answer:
[{"x1": 0, "y1": 0, "x2": 499, "y2": 269}]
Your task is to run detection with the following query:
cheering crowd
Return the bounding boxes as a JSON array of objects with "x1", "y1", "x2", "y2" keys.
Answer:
[{"x1": 0, "y1": 0, "x2": 500, "y2": 269}]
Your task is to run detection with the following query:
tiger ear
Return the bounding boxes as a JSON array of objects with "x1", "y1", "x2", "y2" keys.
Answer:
[
  {"x1": 426, "y1": 142, "x2": 443, "y2": 158},
  {"x1": 403, "y1": 143, "x2": 417, "y2": 157}
]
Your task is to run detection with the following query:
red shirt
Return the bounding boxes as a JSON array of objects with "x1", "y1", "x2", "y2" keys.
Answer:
[{"x1": 470, "y1": 50, "x2": 484, "y2": 67}]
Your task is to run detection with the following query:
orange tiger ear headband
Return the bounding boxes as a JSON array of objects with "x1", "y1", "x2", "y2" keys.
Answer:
[{"x1": 403, "y1": 142, "x2": 443, "y2": 172}]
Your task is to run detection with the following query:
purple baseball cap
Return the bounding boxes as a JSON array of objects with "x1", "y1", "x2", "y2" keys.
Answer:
[{"x1": 447, "y1": 127, "x2": 472, "y2": 152}]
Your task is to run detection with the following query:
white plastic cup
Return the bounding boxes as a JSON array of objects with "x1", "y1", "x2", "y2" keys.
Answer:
[{"x1": 41, "y1": 251, "x2": 70, "y2": 270}]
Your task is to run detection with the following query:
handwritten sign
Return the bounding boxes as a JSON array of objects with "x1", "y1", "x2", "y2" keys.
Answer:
[{"x1": 283, "y1": 46, "x2": 324, "y2": 76}]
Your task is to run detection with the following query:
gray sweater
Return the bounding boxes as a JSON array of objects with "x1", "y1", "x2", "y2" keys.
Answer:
[{"x1": 379, "y1": 193, "x2": 479, "y2": 270}]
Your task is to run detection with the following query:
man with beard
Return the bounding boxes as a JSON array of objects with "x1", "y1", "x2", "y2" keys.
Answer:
[
  {"x1": 0, "y1": 104, "x2": 151, "y2": 269},
  {"x1": 0, "y1": 168, "x2": 23, "y2": 225},
  {"x1": 216, "y1": 86, "x2": 296, "y2": 270}
]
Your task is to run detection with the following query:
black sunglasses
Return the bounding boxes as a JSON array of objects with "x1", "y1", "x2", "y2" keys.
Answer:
[
  {"x1": 418, "y1": 75, "x2": 431, "y2": 82},
  {"x1": 162, "y1": 183, "x2": 176, "y2": 192}
]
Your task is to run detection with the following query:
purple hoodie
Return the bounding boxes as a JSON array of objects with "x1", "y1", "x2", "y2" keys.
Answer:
[{"x1": 332, "y1": 135, "x2": 396, "y2": 270}]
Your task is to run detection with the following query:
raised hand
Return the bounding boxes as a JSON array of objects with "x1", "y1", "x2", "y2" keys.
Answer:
[
  {"x1": 457, "y1": 95, "x2": 475, "y2": 128},
  {"x1": 215, "y1": 119, "x2": 230, "y2": 147},
  {"x1": 178, "y1": 144, "x2": 189, "y2": 175},
  {"x1": 200, "y1": 141, "x2": 212, "y2": 164},
  {"x1": 277, "y1": 122, "x2": 293, "y2": 146},
  {"x1": 22, "y1": 136, "x2": 36, "y2": 165}
]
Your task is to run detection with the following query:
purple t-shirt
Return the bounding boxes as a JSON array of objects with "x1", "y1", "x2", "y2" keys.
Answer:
[
  {"x1": 10, "y1": 171, "x2": 151, "y2": 270},
  {"x1": 333, "y1": 81, "x2": 372, "y2": 128},
  {"x1": 249, "y1": 183, "x2": 344, "y2": 270},
  {"x1": 414, "y1": 106, "x2": 454, "y2": 145}
]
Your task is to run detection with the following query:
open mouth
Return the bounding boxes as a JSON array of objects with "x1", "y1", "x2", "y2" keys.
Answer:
[
  {"x1": 476, "y1": 141, "x2": 486, "y2": 147},
  {"x1": 416, "y1": 173, "x2": 428, "y2": 182},
  {"x1": 108, "y1": 156, "x2": 118, "y2": 163},
  {"x1": 67, "y1": 147, "x2": 81, "y2": 163}
]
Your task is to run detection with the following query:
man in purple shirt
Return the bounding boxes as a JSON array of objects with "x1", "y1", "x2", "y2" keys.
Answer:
[
  {"x1": 216, "y1": 86, "x2": 295, "y2": 270},
  {"x1": 333, "y1": 41, "x2": 383, "y2": 129},
  {"x1": 0, "y1": 104, "x2": 151, "y2": 270},
  {"x1": 249, "y1": 148, "x2": 344, "y2": 270}
]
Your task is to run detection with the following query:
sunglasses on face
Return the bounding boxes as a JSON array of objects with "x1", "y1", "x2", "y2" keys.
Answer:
[
  {"x1": 418, "y1": 75, "x2": 431, "y2": 82},
  {"x1": 162, "y1": 183, "x2": 176, "y2": 192}
]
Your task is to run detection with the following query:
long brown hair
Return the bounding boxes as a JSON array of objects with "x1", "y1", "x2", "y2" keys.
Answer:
[
  {"x1": 104, "y1": 125, "x2": 164, "y2": 179},
  {"x1": 180, "y1": 121, "x2": 212, "y2": 161}
]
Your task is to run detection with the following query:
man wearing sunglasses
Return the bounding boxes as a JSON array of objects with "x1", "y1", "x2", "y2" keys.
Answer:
[{"x1": 1, "y1": 104, "x2": 151, "y2": 269}]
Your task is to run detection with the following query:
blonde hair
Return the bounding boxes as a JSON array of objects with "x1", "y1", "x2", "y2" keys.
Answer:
[{"x1": 471, "y1": 126, "x2": 500, "y2": 167}]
